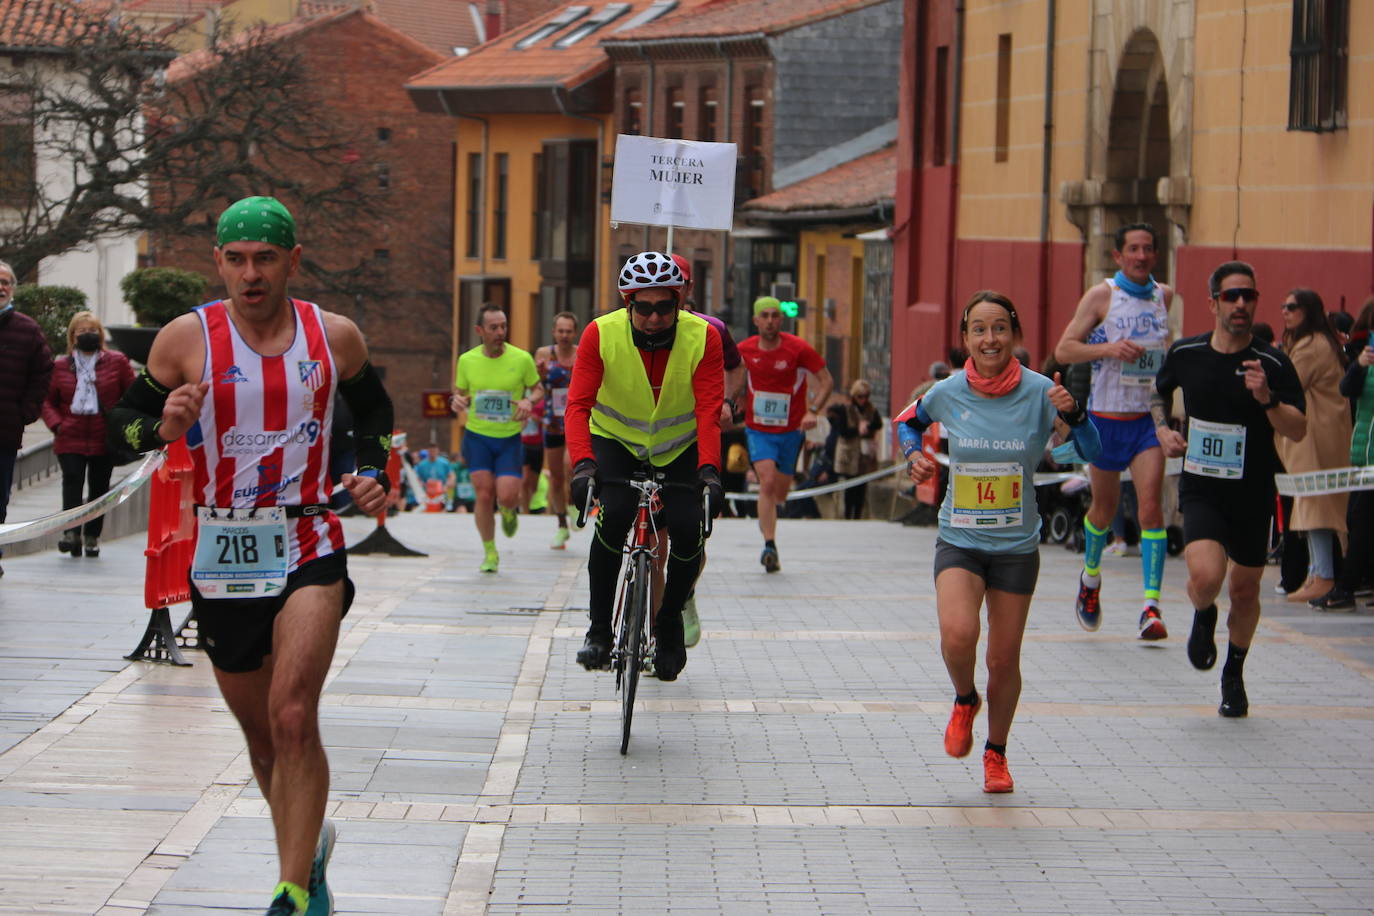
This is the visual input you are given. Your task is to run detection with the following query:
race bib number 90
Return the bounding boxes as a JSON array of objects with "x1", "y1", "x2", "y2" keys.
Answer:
[
  {"x1": 950, "y1": 462, "x2": 1023, "y2": 528},
  {"x1": 474, "y1": 389, "x2": 513, "y2": 423},
  {"x1": 1184, "y1": 418, "x2": 1246, "y2": 479},
  {"x1": 191, "y1": 507, "x2": 289, "y2": 598},
  {"x1": 753, "y1": 391, "x2": 791, "y2": 427}
]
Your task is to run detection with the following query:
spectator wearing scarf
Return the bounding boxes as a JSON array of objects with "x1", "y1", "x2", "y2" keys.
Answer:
[{"x1": 41, "y1": 311, "x2": 135, "y2": 557}]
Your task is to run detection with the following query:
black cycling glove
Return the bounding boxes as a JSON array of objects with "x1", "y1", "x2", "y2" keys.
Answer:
[
  {"x1": 698, "y1": 464, "x2": 724, "y2": 520},
  {"x1": 571, "y1": 459, "x2": 598, "y2": 517}
]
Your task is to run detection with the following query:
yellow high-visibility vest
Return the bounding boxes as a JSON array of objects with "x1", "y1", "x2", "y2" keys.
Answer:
[{"x1": 590, "y1": 308, "x2": 707, "y2": 466}]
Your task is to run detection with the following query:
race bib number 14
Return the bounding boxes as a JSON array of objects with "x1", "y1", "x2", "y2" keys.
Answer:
[{"x1": 950, "y1": 462, "x2": 1023, "y2": 528}]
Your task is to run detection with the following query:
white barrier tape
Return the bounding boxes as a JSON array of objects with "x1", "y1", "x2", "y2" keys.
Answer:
[
  {"x1": 724, "y1": 462, "x2": 906, "y2": 502},
  {"x1": 1276, "y1": 467, "x2": 1374, "y2": 498},
  {"x1": 0, "y1": 450, "x2": 164, "y2": 547}
]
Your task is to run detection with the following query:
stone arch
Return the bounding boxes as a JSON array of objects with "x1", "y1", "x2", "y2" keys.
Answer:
[{"x1": 1063, "y1": 2, "x2": 1194, "y2": 290}]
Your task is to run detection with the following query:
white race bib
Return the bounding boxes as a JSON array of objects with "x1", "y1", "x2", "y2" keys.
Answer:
[
  {"x1": 473, "y1": 389, "x2": 513, "y2": 423},
  {"x1": 1120, "y1": 347, "x2": 1166, "y2": 386},
  {"x1": 1184, "y1": 418, "x2": 1246, "y2": 479},
  {"x1": 551, "y1": 386, "x2": 569, "y2": 418},
  {"x1": 950, "y1": 462, "x2": 1023, "y2": 529},
  {"x1": 191, "y1": 507, "x2": 289, "y2": 599},
  {"x1": 752, "y1": 390, "x2": 791, "y2": 427}
]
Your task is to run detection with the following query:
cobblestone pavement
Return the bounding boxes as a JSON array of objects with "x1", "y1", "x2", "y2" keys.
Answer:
[{"x1": 1, "y1": 510, "x2": 1372, "y2": 914}]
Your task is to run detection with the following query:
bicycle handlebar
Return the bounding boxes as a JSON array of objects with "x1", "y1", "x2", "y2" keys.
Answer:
[{"x1": 573, "y1": 474, "x2": 715, "y2": 539}]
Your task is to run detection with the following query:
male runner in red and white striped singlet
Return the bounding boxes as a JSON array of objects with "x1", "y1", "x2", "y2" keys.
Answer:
[{"x1": 110, "y1": 197, "x2": 394, "y2": 916}]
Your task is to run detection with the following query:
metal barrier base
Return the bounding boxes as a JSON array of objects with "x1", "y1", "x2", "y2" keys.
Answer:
[
  {"x1": 125, "y1": 607, "x2": 195, "y2": 666},
  {"x1": 350, "y1": 525, "x2": 427, "y2": 557}
]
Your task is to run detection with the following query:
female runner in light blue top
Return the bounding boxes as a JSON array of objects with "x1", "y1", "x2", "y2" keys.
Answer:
[{"x1": 898, "y1": 291, "x2": 1101, "y2": 793}]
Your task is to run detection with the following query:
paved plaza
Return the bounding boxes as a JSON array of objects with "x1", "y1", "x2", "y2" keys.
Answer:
[{"x1": 1, "y1": 507, "x2": 1373, "y2": 914}]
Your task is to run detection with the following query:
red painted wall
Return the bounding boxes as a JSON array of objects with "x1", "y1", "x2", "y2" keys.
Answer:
[{"x1": 1175, "y1": 245, "x2": 1374, "y2": 336}]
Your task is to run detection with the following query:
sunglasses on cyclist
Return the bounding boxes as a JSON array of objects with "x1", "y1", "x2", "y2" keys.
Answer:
[
  {"x1": 1215, "y1": 287, "x2": 1259, "y2": 304},
  {"x1": 628, "y1": 298, "x2": 677, "y2": 317}
]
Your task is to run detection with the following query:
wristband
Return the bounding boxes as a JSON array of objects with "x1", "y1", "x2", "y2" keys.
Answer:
[
  {"x1": 356, "y1": 467, "x2": 392, "y2": 495},
  {"x1": 1265, "y1": 395, "x2": 1280, "y2": 410}
]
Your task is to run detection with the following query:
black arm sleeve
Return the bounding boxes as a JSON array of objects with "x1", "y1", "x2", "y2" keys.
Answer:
[
  {"x1": 107, "y1": 369, "x2": 173, "y2": 454},
  {"x1": 338, "y1": 361, "x2": 394, "y2": 478}
]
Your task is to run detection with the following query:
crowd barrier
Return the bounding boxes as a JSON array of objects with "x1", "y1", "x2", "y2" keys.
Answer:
[
  {"x1": 125, "y1": 439, "x2": 197, "y2": 666},
  {"x1": 349, "y1": 431, "x2": 426, "y2": 557}
]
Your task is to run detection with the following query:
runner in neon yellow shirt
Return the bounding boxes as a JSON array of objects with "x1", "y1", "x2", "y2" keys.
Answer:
[{"x1": 451, "y1": 304, "x2": 542, "y2": 572}]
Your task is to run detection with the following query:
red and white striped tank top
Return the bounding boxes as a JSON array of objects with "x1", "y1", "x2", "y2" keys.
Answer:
[{"x1": 188, "y1": 299, "x2": 344, "y2": 571}]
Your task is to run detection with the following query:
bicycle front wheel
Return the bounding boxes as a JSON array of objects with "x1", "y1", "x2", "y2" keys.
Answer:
[{"x1": 620, "y1": 550, "x2": 651, "y2": 755}]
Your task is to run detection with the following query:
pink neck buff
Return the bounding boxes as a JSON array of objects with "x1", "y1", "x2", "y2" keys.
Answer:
[{"x1": 964, "y1": 356, "x2": 1022, "y2": 397}]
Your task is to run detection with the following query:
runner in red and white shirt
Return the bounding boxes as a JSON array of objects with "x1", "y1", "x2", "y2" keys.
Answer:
[
  {"x1": 109, "y1": 197, "x2": 393, "y2": 916},
  {"x1": 737, "y1": 296, "x2": 832, "y2": 572}
]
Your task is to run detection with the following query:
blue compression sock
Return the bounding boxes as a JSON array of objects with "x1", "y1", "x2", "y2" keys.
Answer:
[
  {"x1": 1141, "y1": 528, "x2": 1167, "y2": 606},
  {"x1": 1083, "y1": 518, "x2": 1109, "y2": 577}
]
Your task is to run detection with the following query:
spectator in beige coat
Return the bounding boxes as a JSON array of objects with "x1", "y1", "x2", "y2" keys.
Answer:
[{"x1": 1275, "y1": 288, "x2": 1351, "y2": 603}]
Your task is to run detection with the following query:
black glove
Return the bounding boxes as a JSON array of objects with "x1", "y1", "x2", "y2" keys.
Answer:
[
  {"x1": 570, "y1": 459, "x2": 598, "y2": 518},
  {"x1": 698, "y1": 464, "x2": 724, "y2": 520}
]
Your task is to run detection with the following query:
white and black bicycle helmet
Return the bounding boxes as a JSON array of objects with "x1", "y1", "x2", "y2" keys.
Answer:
[{"x1": 618, "y1": 251, "x2": 685, "y2": 300}]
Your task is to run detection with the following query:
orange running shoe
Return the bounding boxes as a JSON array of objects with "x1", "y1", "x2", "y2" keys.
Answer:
[
  {"x1": 943, "y1": 694, "x2": 981, "y2": 758},
  {"x1": 1138, "y1": 606, "x2": 1168, "y2": 641},
  {"x1": 983, "y1": 749, "x2": 1014, "y2": 793}
]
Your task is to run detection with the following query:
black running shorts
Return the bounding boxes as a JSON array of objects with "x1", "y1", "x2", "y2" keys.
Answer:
[
  {"x1": 933, "y1": 539, "x2": 1040, "y2": 595},
  {"x1": 191, "y1": 552, "x2": 354, "y2": 673},
  {"x1": 1180, "y1": 488, "x2": 1273, "y2": 568}
]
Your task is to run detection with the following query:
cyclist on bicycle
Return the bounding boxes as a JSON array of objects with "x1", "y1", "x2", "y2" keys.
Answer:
[{"x1": 565, "y1": 251, "x2": 726, "y2": 681}]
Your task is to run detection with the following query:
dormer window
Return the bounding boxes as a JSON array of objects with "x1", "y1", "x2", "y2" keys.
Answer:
[
  {"x1": 514, "y1": 6, "x2": 590, "y2": 50},
  {"x1": 555, "y1": 3, "x2": 631, "y2": 48}
]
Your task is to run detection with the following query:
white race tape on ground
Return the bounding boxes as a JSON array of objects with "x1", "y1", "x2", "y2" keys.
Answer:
[
  {"x1": 0, "y1": 451, "x2": 163, "y2": 547},
  {"x1": 1276, "y1": 466, "x2": 1374, "y2": 497}
]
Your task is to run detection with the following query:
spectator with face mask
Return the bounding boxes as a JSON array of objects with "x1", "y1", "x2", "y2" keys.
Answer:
[{"x1": 41, "y1": 311, "x2": 134, "y2": 558}]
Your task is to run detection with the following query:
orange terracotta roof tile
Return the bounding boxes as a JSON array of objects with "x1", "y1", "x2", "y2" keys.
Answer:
[
  {"x1": 742, "y1": 145, "x2": 894, "y2": 214},
  {"x1": 120, "y1": 0, "x2": 223, "y2": 17},
  {"x1": 0, "y1": 0, "x2": 97, "y2": 48},
  {"x1": 408, "y1": 0, "x2": 713, "y2": 91},
  {"x1": 609, "y1": 0, "x2": 885, "y2": 41},
  {"x1": 301, "y1": 0, "x2": 482, "y2": 54}
]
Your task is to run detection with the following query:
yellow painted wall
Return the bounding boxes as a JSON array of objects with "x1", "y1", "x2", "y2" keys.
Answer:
[
  {"x1": 957, "y1": 0, "x2": 1372, "y2": 253},
  {"x1": 1190, "y1": 0, "x2": 1373, "y2": 251},
  {"x1": 958, "y1": 0, "x2": 1094, "y2": 243},
  {"x1": 452, "y1": 112, "x2": 614, "y2": 352}
]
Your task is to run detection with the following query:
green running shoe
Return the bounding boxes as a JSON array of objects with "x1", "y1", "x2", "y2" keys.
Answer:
[
  {"x1": 551, "y1": 526, "x2": 570, "y2": 550},
  {"x1": 682, "y1": 595, "x2": 701, "y2": 648},
  {"x1": 500, "y1": 506, "x2": 519, "y2": 537},
  {"x1": 306, "y1": 818, "x2": 336, "y2": 915},
  {"x1": 479, "y1": 550, "x2": 499, "y2": 573}
]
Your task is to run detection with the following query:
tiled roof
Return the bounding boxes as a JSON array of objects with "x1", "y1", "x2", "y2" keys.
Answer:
[
  {"x1": 0, "y1": 0, "x2": 94, "y2": 48},
  {"x1": 120, "y1": 0, "x2": 223, "y2": 17},
  {"x1": 408, "y1": 0, "x2": 713, "y2": 92},
  {"x1": 741, "y1": 144, "x2": 894, "y2": 214},
  {"x1": 300, "y1": 0, "x2": 483, "y2": 55},
  {"x1": 168, "y1": 7, "x2": 438, "y2": 83},
  {"x1": 608, "y1": 0, "x2": 886, "y2": 41}
]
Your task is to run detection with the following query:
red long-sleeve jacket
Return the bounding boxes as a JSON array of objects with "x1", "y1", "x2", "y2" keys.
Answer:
[{"x1": 565, "y1": 317, "x2": 724, "y2": 470}]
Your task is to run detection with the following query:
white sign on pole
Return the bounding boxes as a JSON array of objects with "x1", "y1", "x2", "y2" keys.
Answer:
[{"x1": 610, "y1": 135, "x2": 738, "y2": 232}]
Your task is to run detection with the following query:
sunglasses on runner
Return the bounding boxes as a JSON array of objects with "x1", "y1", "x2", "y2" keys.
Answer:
[
  {"x1": 1215, "y1": 287, "x2": 1259, "y2": 303},
  {"x1": 628, "y1": 298, "x2": 677, "y2": 317}
]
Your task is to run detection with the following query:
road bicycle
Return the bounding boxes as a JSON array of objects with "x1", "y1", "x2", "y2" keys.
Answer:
[{"x1": 578, "y1": 469, "x2": 712, "y2": 754}]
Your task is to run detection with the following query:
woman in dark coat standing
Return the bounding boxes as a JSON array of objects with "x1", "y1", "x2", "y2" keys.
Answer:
[{"x1": 41, "y1": 311, "x2": 135, "y2": 557}]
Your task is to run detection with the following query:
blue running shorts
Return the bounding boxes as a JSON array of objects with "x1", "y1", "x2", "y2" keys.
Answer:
[
  {"x1": 1088, "y1": 413, "x2": 1160, "y2": 472},
  {"x1": 462, "y1": 429, "x2": 523, "y2": 478},
  {"x1": 745, "y1": 428, "x2": 804, "y2": 474}
]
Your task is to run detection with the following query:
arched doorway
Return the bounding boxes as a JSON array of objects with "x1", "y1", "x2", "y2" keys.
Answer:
[
  {"x1": 1062, "y1": 7, "x2": 1194, "y2": 296},
  {"x1": 1095, "y1": 29, "x2": 1173, "y2": 282}
]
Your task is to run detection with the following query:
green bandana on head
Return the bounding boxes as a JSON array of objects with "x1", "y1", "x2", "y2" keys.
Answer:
[
  {"x1": 216, "y1": 196, "x2": 297, "y2": 250},
  {"x1": 753, "y1": 296, "x2": 781, "y2": 316}
]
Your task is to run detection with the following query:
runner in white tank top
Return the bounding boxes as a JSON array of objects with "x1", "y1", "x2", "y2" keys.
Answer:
[
  {"x1": 108, "y1": 197, "x2": 393, "y2": 916},
  {"x1": 1054, "y1": 223, "x2": 1174, "y2": 644}
]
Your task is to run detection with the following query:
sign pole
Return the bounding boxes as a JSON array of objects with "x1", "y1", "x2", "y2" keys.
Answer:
[{"x1": 666, "y1": 224, "x2": 674, "y2": 256}]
